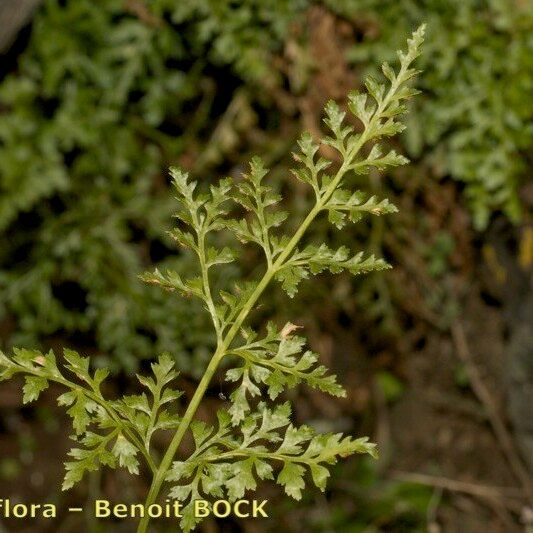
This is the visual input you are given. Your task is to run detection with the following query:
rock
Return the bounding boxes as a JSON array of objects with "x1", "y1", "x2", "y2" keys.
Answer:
[{"x1": 0, "y1": 0, "x2": 42, "y2": 54}]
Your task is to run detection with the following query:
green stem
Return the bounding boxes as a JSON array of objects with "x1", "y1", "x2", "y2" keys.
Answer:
[
  {"x1": 229, "y1": 349, "x2": 321, "y2": 384},
  {"x1": 136, "y1": 350, "x2": 222, "y2": 532},
  {"x1": 146, "y1": 381, "x2": 163, "y2": 453},
  {"x1": 198, "y1": 229, "x2": 222, "y2": 340}
]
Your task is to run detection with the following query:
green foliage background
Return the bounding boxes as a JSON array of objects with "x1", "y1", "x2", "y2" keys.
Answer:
[
  {"x1": 1, "y1": 1, "x2": 531, "y2": 531},
  {"x1": 1, "y1": 0, "x2": 310, "y2": 372},
  {"x1": 0, "y1": 0, "x2": 531, "y2": 385}
]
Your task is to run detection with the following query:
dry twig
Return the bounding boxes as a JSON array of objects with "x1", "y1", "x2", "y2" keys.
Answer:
[
  {"x1": 451, "y1": 321, "x2": 533, "y2": 502},
  {"x1": 390, "y1": 470, "x2": 526, "y2": 514}
]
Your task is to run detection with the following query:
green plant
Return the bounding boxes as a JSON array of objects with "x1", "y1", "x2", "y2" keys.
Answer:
[
  {"x1": 0, "y1": 26, "x2": 425, "y2": 532},
  {"x1": 0, "y1": 0, "x2": 307, "y2": 372},
  {"x1": 331, "y1": 0, "x2": 533, "y2": 229}
]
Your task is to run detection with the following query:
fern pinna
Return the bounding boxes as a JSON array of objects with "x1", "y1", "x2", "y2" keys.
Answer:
[{"x1": 0, "y1": 26, "x2": 425, "y2": 532}]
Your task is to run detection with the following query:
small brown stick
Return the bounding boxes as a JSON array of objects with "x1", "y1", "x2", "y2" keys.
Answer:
[
  {"x1": 124, "y1": 0, "x2": 163, "y2": 27},
  {"x1": 390, "y1": 470, "x2": 526, "y2": 513},
  {"x1": 451, "y1": 321, "x2": 533, "y2": 502}
]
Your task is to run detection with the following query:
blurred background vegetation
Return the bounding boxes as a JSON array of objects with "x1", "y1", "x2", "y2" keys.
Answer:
[{"x1": 0, "y1": 0, "x2": 532, "y2": 531}]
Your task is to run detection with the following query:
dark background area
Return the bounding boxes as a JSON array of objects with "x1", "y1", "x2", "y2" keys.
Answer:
[{"x1": 0, "y1": 1, "x2": 532, "y2": 531}]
